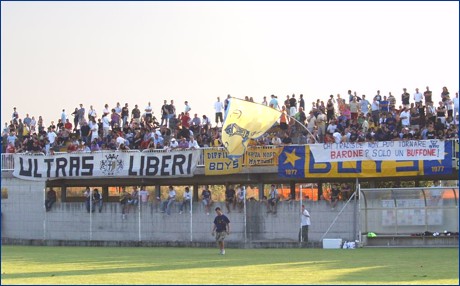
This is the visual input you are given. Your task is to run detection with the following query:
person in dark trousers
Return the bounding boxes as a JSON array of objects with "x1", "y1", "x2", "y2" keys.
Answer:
[
  {"x1": 299, "y1": 204, "x2": 311, "y2": 244},
  {"x1": 212, "y1": 207, "x2": 230, "y2": 255},
  {"x1": 45, "y1": 188, "x2": 57, "y2": 211}
]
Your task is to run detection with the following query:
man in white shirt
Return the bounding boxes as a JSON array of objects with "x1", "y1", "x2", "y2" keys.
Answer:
[
  {"x1": 161, "y1": 186, "x2": 176, "y2": 215},
  {"x1": 139, "y1": 186, "x2": 149, "y2": 206},
  {"x1": 214, "y1": 97, "x2": 224, "y2": 127},
  {"x1": 188, "y1": 135, "x2": 200, "y2": 149},
  {"x1": 145, "y1": 102, "x2": 153, "y2": 122},
  {"x1": 399, "y1": 107, "x2": 411, "y2": 127},
  {"x1": 413, "y1": 88, "x2": 423, "y2": 105},
  {"x1": 299, "y1": 204, "x2": 311, "y2": 243},
  {"x1": 102, "y1": 114, "x2": 111, "y2": 138},
  {"x1": 179, "y1": 187, "x2": 192, "y2": 214},
  {"x1": 453, "y1": 92, "x2": 459, "y2": 118}
]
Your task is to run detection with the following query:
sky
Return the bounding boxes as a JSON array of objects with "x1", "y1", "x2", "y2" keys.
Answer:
[{"x1": 1, "y1": 1, "x2": 459, "y2": 127}]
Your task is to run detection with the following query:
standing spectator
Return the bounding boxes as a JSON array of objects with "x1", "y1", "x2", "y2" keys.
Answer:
[
  {"x1": 329, "y1": 183, "x2": 341, "y2": 210},
  {"x1": 214, "y1": 97, "x2": 224, "y2": 127},
  {"x1": 289, "y1": 94, "x2": 297, "y2": 116},
  {"x1": 131, "y1": 104, "x2": 141, "y2": 123},
  {"x1": 88, "y1": 105, "x2": 97, "y2": 121},
  {"x1": 413, "y1": 88, "x2": 423, "y2": 105},
  {"x1": 454, "y1": 92, "x2": 459, "y2": 119},
  {"x1": 121, "y1": 103, "x2": 129, "y2": 126},
  {"x1": 23, "y1": 113, "x2": 32, "y2": 128},
  {"x1": 184, "y1": 101, "x2": 192, "y2": 114},
  {"x1": 93, "y1": 189, "x2": 103, "y2": 213},
  {"x1": 236, "y1": 185, "x2": 245, "y2": 213},
  {"x1": 401, "y1": 88, "x2": 410, "y2": 108},
  {"x1": 225, "y1": 185, "x2": 236, "y2": 213},
  {"x1": 266, "y1": 184, "x2": 279, "y2": 214},
  {"x1": 374, "y1": 90, "x2": 382, "y2": 102},
  {"x1": 326, "y1": 96, "x2": 335, "y2": 122},
  {"x1": 299, "y1": 94, "x2": 305, "y2": 110},
  {"x1": 58, "y1": 111, "x2": 67, "y2": 127},
  {"x1": 145, "y1": 102, "x2": 153, "y2": 123},
  {"x1": 212, "y1": 207, "x2": 230, "y2": 255},
  {"x1": 71, "y1": 108, "x2": 79, "y2": 131},
  {"x1": 441, "y1": 86, "x2": 450, "y2": 103},
  {"x1": 119, "y1": 187, "x2": 130, "y2": 220},
  {"x1": 269, "y1": 94, "x2": 280, "y2": 109},
  {"x1": 316, "y1": 109, "x2": 328, "y2": 143},
  {"x1": 83, "y1": 187, "x2": 94, "y2": 213},
  {"x1": 12, "y1": 107, "x2": 19, "y2": 124},
  {"x1": 379, "y1": 96, "x2": 389, "y2": 115},
  {"x1": 388, "y1": 92, "x2": 396, "y2": 110},
  {"x1": 224, "y1": 95, "x2": 231, "y2": 113},
  {"x1": 299, "y1": 204, "x2": 311, "y2": 243},
  {"x1": 201, "y1": 185, "x2": 213, "y2": 215},
  {"x1": 77, "y1": 104, "x2": 86, "y2": 128},
  {"x1": 161, "y1": 186, "x2": 176, "y2": 215},
  {"x1": 139, "y1": 186, "x2": 150, "y2": 206},
  {"x1": 160, "y1": 100, "x2": 169, "y2": 126},
  {"x1": 45, "y1": 188, "x2": 57, "y2": 212},
  {"x1": 261, "y1": 96, "x2": 268, "y2": 106},
  {"x1": 179, "y1": 186, "x2": 192, "y2": 214},
  {"x1": 424, "y1": 86, "x2": 433, "y2": 104},
  {"x1": 371, "y1": 98, "x2": 380, "y2": 126}
]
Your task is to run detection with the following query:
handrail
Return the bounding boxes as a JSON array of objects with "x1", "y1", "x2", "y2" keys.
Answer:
[{"x1": 2, "y1": 139, "x2": 458, "y2": 172}]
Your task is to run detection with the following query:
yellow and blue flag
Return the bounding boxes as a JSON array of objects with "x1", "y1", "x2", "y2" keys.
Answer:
[
  {"x1": 278, "y1": 146, "x2": 306, "y2": 178},
  {"x1": 222, "y1": 98, "x2": 281, "y2": 160}
]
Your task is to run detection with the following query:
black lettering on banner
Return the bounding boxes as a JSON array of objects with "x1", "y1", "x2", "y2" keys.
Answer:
[
  {"x1": 128, "y1": 156, "x2": 137, "y2": 176},
  {"x1": 45, "y1": 158, "x2": 53, "y2": 178},
  {"x1": 81, "y1": 156, "x2": 93, "y2": 176},
  {"x1": 33, "y1": 158, "x2": 42, "y2": 178},
  {"x1": 146, "y1": 156, "x2": 159, "y2": 176},
  {"x1": 172, "y1": 154, "x2": 186, "y2": 175},
  {"x1": 19, "y1": 157, "x2": 32, "y2": 177},
  {"x1": 69, "y1": 157, "x2": 80, "y2": 176},
  {"x1": 187, "y1": 153, "x2": 192, "y2": 174},
  {"x1": 55, "y1": 157, "x2": 67, "y2": 177},
  {"x1": 161, "y1": 155, "x2": 172, "y2": 176}
]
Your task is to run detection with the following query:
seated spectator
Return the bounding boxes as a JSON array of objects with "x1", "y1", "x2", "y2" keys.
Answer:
[
  {"x1": 178, "y1": 137, "x2": 189, "y2": 149},
  {"x1": 201, "y1": 185, "x2": 213, "y2": 215},
  {"x1": 236, "y1": 185, "x2": 245, "y2": 213},
  {"x1": 93, "y1": 188, "x2": 103, "y2": 213},
  {"x1": 225, "y1": 185, "x2": 236, "y2": 213},
  {"x1": 179, "y1": 187, "x2": 192, "y2": 214},
  {"x1": 161, "y1": 186, "x2": 176, "y2": 215},
  {"x1": 265, "y1": 184, "x2": 279, "y2": 214}
]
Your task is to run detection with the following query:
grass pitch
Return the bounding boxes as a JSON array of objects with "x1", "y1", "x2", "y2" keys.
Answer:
[{"x1": 1, "y1": 246, "x2": 458, "y2": 285}]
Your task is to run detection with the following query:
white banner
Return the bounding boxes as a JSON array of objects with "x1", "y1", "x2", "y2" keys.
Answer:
[
  {"x1": 13, "y1": 150, "x2": 201, "y2": 181},
  {"x1": 310, "y1": 140, "x2": 445, "y2": 162}
]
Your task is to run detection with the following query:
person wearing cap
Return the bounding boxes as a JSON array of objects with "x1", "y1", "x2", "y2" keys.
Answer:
[{"x1": 169, "y1": 137, "x2": 179, "y2": 150}]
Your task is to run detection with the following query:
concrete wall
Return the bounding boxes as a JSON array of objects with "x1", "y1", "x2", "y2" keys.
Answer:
[{"x1": 1, "y1": 177, "x2": 358, "y2": 245}]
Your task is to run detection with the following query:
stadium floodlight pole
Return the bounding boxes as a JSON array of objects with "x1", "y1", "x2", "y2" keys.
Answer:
[
  {"x1": 190, "y1": 187, "x2": 193, "y2": 242},
  {"x1": 300, "y1": 184, "x2": 303, "y2": 244},
  {"x1": 357, "y1": 180, "x2": 362, "y2": 246},
  {"x1": 43, "y1": 188, "x2": 46, "y2": 241},
  {"x1": 243, "y1": 186, "x2": 247, "y2": 244},
  {"x1": 138, "y1": 189, "x2": 141, "y2": 242},
  {"x1": 89, "y1": 188, "x2": 93, "y2": 241}
]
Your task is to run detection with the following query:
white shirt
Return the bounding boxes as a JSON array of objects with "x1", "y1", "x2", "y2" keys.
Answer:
[
  {"x1": 183, "y1": 191, "x2": 192, "y2": 201},
  {"x1": 399, "y1": 110, "x2": 411, "y2": 126},
  {"x1": 188, "y1": 139, "x2": 200, "y2": 149},
  {"x1": 214, "y1": 101, "x2": 224, "y2": 113},
  {"x1": 91, "y1": 124, "x2": 99, "y2": 141},
  {"x1": 102, "y1": 116, "x2": 110, "y2": 128},
  {"x1": 47, "y1": 131, "x2": 57, "y2": 144},
  {"x1": 301, "y1": 208, "x2": 311, "y2": 226},
  {"x1": 168, "y1": 190, "x2": 176, "y2": 200},
  {"x1": 413, "y1": 92, "x2": 423, "y2": 103},
  {"x1": 145, "y1": 105, "x2": 153, "y2": 114},
  {"x1": 139, "y1": 189, "x2": 149, "y2": 203},
  {"x1": 333, "y1": 131, "x2": 342, "y2": 143}
]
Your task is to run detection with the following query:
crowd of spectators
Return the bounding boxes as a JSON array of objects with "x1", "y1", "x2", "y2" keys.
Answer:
[{"x1": 2, "y1": 86, "x2": 459, "y2": 155}]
